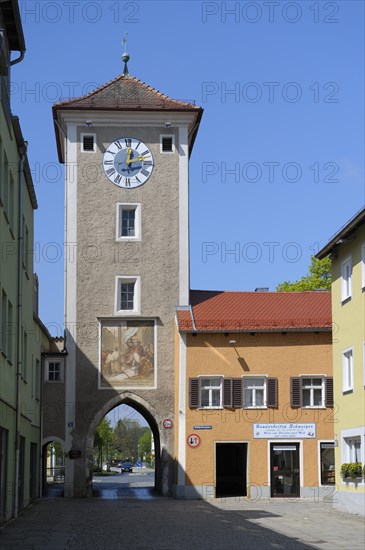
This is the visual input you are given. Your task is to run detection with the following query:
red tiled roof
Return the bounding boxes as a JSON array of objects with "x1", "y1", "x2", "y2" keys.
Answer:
[
  {"x1": 53, "y1": 74, "x2": 201, "y2": 111},
  {"x1": 177, "y1": 290, "x2": 332, "y2": 332}
]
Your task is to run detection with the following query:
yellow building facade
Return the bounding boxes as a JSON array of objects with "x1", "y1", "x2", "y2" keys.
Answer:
[
  {"x1": 174, "y1": 290, "x2": 335, "y2": 500},
  {"x1": 317, "y1": 207, "x2": 365, "y2": 516}
]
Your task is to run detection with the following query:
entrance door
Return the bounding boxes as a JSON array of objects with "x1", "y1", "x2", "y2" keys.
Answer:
[
  {"x1": 29, "y1": 443, "x2": 38, "y2": 501},
  {"x1": 216, "y1": 443, "x2": 247, "y2": 498},
  {"x1": 0, "y1": 428, "x2": 8, "y2": 520},
  {"x1": 18, "y1": 436, "x2": 25, "y2": 511},
  {"x1": 270, "y1": 443, "x2": 300, "y2": 498}
]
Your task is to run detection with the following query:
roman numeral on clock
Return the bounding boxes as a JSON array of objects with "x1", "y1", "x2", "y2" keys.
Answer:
[
  {"x1": 125, "y1": 138, "x2": 132, "y2": 148},
  {"x1": 115, "y1": 141, "x2": 123, "y2": 150},
  {"x1": 125, "y1": 178, "x2": 131, "y2": 186},
  {"x1": 143, "y1": 161, "x2": 153, "y2": 167},
  {"x1": 106, "y1": 168, "x2": 116, "y2": 176},
  {"x1": 140, "y1": 169, "x2": 150, "y2": 177},
  {"x1": 141, "y1": 150, "x2": 149, "y2": 157},
  {"x1": 135, "y1": 176, "x2": 141, "y2": 184},
  {"x1": 104, "y1": 160, "x2": 113, "y2": 165},
  {"x1": 114, "y1": 174, "x2": 122, "y2": 185}
]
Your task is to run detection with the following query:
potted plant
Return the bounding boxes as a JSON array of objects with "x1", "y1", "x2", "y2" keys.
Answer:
[{"x1": 341, "y1": 462, "x2": 363, "y2": 479}]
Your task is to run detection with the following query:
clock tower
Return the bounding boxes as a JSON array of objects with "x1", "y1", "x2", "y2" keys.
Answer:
[{"x1": 52, "y1": 56, "x2": 202, "y2": 497}]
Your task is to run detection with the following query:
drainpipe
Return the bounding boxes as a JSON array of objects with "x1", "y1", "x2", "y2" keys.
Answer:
[
  {"x1": 54, "y1": 119, "x2": 68, "y2": 352},
  {"x1": 10, "y1": 51, "x2": 25, "y2": 66},
  {"x1": 13, "y1": 141, "x2": 27, "y2": 518}
]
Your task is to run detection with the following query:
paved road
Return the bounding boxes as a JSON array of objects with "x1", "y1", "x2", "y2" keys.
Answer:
[{"x1": 0, "y1": 484, "x2": 364, "y2": 549}]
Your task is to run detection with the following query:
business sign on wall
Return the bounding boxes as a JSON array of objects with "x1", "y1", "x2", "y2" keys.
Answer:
[{"x1": 253, "y1": 423, "x2": 316, "y2": 439}]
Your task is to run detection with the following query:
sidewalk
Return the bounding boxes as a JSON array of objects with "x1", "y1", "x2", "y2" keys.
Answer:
[
  {"x1": 0, "y1": 495, "x2": 364, "y2": 549},
  {"x1": 210, "y1": 497, "x2": 365, "y2": 550}
]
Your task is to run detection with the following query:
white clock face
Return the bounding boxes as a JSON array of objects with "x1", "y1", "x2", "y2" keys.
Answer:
[{"x1": 103, "y1": 137, "x2": 154, "y2": 188}]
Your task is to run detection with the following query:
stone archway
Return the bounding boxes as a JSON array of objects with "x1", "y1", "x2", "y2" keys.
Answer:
[
  {"x1": 42, "y1": 437, "x2": 66, "y2": 497},
  {"x1": 84, "y1": 392, "x2": 164, "y2": 496}
]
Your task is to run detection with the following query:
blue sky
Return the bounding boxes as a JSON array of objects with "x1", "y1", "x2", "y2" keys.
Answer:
[{"x1": 11, "y1": 0, "x2": 364, "y2": 332}]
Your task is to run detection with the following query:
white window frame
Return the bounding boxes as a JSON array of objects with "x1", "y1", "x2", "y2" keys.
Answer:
[
  {"x1": 160, "y1": 134, "x2": 175, "y2": 154},
  {"x1": 300, "y1": 376, "x2": 325, "y2": 408},
  {"x1": 115, "y1": 276, "x2": 140, "y2": 315},
  {"x1": 317, "y1": 440, "x2": 335, "y2": 487},
  {"x1": 116, "y1": 203, "x2": 141, "y2": 241},
  {"x1": 45, "y1": 358, "x2": 64, "y2": 383},
  {"x1": 343, "y1": 436, "x2": 362, "y2": 463},
  {"x1": 80, "y1": 133, "x2": 96, "y2": 153},
  {"x1": 361, "y1": 243, "x2": 365, "y2": 290},
  {"x1": 242, "y1": 376, "x2": 267, "y2": 408},
  {"x1": 363, "y1": 341, "x2": 365, "y2": 388},
  {"x1": 198, "y1": 376, "x2": 223, "y2": 409},
  {"x1": 341, "y1": 256, "x2": 352, "y2": 302},
  {"x1": 341, "y1": 427, "x2": 365, "y2": 486},
  {"x1": 342, "y1": 347, "x2": 354, "y2": 393}
]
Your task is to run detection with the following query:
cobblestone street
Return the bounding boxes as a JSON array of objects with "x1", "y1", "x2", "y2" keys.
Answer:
[{"x1": 1, "y1": 491, "x2": 364, "y2": 550}]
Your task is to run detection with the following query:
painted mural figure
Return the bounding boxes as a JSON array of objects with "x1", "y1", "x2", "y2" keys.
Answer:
[{"x1": 100, "y1": 321, "x2": 155, "y2": 388}]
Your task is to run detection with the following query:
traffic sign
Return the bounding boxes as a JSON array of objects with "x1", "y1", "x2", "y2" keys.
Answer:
[
  {"x1": 163, "y1": 418, "x2": 173, "y2": 430},
  {"x1": 187, "y1": 433, "x2": 201, "y2": 448},
  {"x1": 136, "y1": 461, "x2": 142, "y2": 467}
]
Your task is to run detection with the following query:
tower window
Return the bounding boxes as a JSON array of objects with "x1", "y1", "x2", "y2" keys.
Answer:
[
  {"x1": 115, "y1": 276, "x2": 140, "y2": 314},
  {"x1": 116, "y1": 203, "x2": 141, "y2": 241},
  {"x1": 160, "y1": 135, "x2": 175, "y2": 154},
  {"x1": 122, "y1": 210, "x2": 135, "y2": 237},
  {"x1": 81, "y1": 133, "x2": 96, "y2": 152}
]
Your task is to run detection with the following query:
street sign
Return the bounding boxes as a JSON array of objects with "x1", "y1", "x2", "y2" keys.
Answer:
[
  {"x1": 68, "y1": 449, "x2": 81, "y2": 459},
  {"x1": 193, "y1": 425, "x2": 212, "y2": 430},
  {"x1": 163, "y1": 418, "x2": 173, "y2": 430},
  {"x1": 187, "y1": 433, "x2": 200, "y2": 448},
  {"x1": 136, "y1": 461, "x2": 142, "y2": 467}
]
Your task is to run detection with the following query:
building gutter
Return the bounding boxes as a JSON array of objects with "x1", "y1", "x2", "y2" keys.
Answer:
[
  {"x1": 13, "y1": 140, "x2": 27, "y2": 518},
  {"x1": 10, "y1": 50, "x2": 24, "y2": 66}
]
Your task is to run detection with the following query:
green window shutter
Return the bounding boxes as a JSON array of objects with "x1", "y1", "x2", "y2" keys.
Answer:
[{"x1": 189, "y1": 378, "x2": 199, "y2": 408}]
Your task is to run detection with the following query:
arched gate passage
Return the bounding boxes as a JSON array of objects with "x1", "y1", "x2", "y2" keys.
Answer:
[{"x1": 84, "y1": 393, "x2": 164, "y2": 496}]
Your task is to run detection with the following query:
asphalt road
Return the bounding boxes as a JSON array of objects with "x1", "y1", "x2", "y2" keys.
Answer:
[{"x1": 92, "y1": 470, "x2": 155, "y2": 499}]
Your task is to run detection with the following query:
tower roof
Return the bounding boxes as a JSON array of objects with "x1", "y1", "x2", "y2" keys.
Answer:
[
  {"x1": 53, "y1": 74, "x2": 201, "y2": 112},
  {"x1": 53, "y1": 74, "x2": 203, "y2": 162}
]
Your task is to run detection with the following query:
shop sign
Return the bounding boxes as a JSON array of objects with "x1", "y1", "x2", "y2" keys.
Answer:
[{"x1": 253, "y1": 423, "x2": 316, "y2": 439}]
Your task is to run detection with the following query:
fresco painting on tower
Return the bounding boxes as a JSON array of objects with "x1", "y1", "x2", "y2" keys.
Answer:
[{"x1": 99, "y1": 321, "x2": 155, "y2": 389}]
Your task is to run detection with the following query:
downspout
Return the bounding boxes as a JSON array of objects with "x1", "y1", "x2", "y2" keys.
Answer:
[
  {"x1": 54, "y1": 118, "x2": 68, "y2": 352},
  {"x1": 10, "y1": 50, "x2": 25, "y2": 66},
  {"x1": 13, "y1": 141, "x2": 27, "y2": 518}
]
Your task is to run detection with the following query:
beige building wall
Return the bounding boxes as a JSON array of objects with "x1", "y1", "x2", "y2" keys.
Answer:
[{"x1": 179, "y1": 331, "x2": 333, "y2": 499}]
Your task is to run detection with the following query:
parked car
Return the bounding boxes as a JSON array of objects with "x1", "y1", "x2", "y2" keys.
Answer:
[{"x1": 118, "y1": 461, "x2": 133, "y2": 473}]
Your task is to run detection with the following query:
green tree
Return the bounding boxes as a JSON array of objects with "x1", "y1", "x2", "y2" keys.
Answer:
[
  {"x1": 276, "y1": 256, "x2": 331, "y2": 292},
  {"x1": 94, "y1": 418, "x2": 116, "y2": 472},
  {"x1": 114, "y1": 419, "x2": 148, "y2": 462},
  {"x1": 139, "y1": 429, "x2": 152, "y2": 456}
]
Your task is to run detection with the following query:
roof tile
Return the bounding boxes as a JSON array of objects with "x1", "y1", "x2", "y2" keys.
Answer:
[
  {"x1": 177, "y1": 290, "x2": 332, "y2": 332},
  {"x1": 54, "y1": 74, "x2": 200, "y2": 111}
]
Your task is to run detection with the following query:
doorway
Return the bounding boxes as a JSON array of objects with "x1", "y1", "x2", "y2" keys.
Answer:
[
  {"x1": 270, "y1": 443, "x2": 300, "y2": 497},
  {"x1": 215, "y1": 443, "x2": 247, "y2": 498}
]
